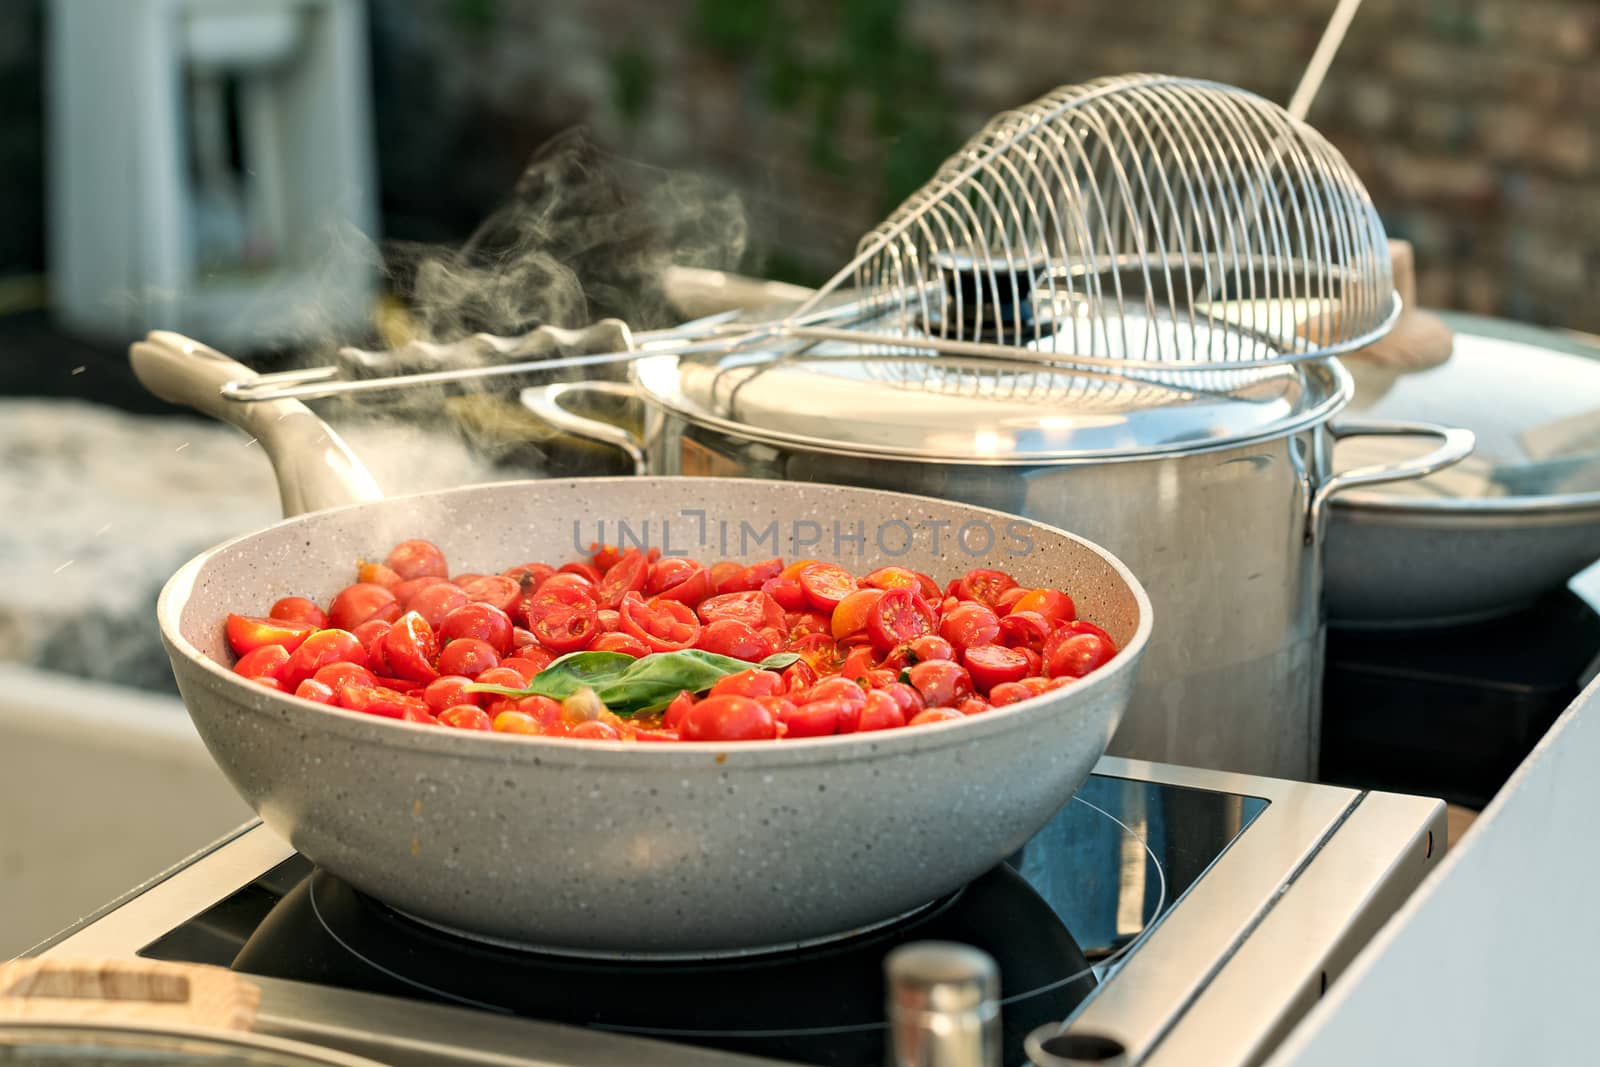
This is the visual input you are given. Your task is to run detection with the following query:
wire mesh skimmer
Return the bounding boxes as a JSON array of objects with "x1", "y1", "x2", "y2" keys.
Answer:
[{"x1": 221, "y1": 72, "x2": 1399, "y2": 404}]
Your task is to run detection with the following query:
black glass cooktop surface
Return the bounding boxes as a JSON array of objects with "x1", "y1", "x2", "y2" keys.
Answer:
[{"x1": 140, "y1": 774, "x2": 1267, "y2": 1066}]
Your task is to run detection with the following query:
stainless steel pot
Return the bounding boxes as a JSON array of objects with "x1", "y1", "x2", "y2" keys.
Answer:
[
  {"x1": 129, "y1": 330, "x2": 1152, "y2": 956},
  {"x1": 523, "y1": 335, "x2": 1473, "y2": 781}
]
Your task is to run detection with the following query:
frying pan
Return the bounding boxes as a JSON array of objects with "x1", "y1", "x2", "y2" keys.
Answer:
[
  {"x1": 129, "y1": 331, "x2": 1152, "y2": 957},
  {"x1": 1326, "y1": 312, "x2": 1600, "y2": 626}
]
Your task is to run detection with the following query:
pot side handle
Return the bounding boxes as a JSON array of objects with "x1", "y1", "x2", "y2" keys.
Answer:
[
  {"x1": 0, "y1": 958, "x2": 260, "y2": 1031},
  {"x1": 1308, "y1": 419, "x2": 1476, "y2": 543},
  {"x1": 130, "y1": 331, "x2": 385, "y2": 518},
  {"x1": 521, "y1": 381, "x2": 648, "y2": 476}
]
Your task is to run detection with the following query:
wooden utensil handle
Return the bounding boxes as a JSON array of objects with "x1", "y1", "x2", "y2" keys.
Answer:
[{"x1": 0, "y1": 959, "x2": 259, "y2": 1031}]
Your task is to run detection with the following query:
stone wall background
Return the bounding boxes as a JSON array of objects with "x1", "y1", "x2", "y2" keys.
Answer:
[{"x1": 3, "y1": 0, "x2": 1597, "y2": 330}]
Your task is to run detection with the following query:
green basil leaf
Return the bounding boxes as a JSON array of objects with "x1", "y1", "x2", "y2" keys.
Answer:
[{"x1": 466, "y1": 649, "x2": 803, "y2": 716}]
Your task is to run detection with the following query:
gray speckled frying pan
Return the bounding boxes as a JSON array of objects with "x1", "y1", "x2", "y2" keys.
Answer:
[{"x1": 130, "y1": 331, "x2": 1152, "y2": 957}]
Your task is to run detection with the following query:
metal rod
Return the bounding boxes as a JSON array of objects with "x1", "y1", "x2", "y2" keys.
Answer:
[{"x1": 1288, "y1": 0, "x2": 1365, "y2": 121}]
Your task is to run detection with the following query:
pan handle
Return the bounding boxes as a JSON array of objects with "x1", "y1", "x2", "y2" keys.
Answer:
[
  {"x1": 130, "y1": 331, "x2": 385, "y2": 518},
  {"x1": 1308, "y1": 418, "x2": 1476, "y2": 543},
  {"x1": 521, "y1": 381, "x2": 648, "y2": 476},
  {"x1": 0, "y1": 958, "x2": 260, "y2": 1031}
]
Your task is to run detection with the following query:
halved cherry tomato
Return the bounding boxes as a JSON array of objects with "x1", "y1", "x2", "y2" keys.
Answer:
[
  {"x1": 957, "y1": 697, "x2": 992, "y2": 715},
  {"x1": 407, "y1": 583, "x2": 469, "y2": 628},
  {"x1": 807, "y1": 677, "x2": 868, "y2": 710},
  {"x1": 782, "y1": 658, "x2": 819, "y2": 695},
  {"x1": 233, "y1": 644, "x2": 290, "y2": 682},
  {"x1": 681, "y1": 695, "x2": 777, "y2": 741},
  {"x1": 312, "y1": 662, "x2": 376, "y2": 690},
  {"x1": 830, "y1": 588, "x2": 886, "y2": 641},
  {"x1": 500, "y1": 650, "x2": 553, "y2": 677},
  {"x1": 559, "y1": 561, "x2": 603, "y2": 584},
  {"x1": 867, "y1": 588, "x2": 936, "y2": 654},
  {"x1": 964, "y1": 643, "x2": 1029, "y2": 693},
  {"x1": 619, "y1": 593, "x2": 701, "y2": 652},
  {"x1": 386, "y1": 539, "x2": 448, "y2": 580},
  {"x1": 696, "y1": 619, "x2": 777, "y2": 661},
  {"x1": 511, "y1": 626, "x2": 538, "y2": 650},
  {"x1": 270, "y1": 597, "x2": 328, "y2": 629},
  {"x1": 589, "y1": 544, "x2": 626, "y2": 571},
  {"x1": 532, "y1": 599, "x2": 600, "y2": 654},
  {"x1": 998, "y1": 611, "x2": 1052, "y2": 653},
  {"x1": 787, "y1": 633, "x2": 839, "y2": 673},
  {"x1": 940, "y1": 602, "x2": 1001, "y2": 653},
  {"x1": 523, "y1": 582, "x2": 599, "y2": 629},
  {"x1": 663, "y1": 690, "x2": 697, "y2": 731},
  {"x1": 351, "y1": 619, "x2": 393, "y2": 672},
  {"x1": 881, "y1": 681, "x2": 926, "y2": 718},
  {"x1": 761, "y1": 576, "x2": 809, "y2": 611},
  {"x1": 1011, "y1": 588, "x2": 1076, "y2": 623},
  {"x1": 294, "y1": 679, "x2": 336, "y2": 705},
  {"x1": 597, "y1": 608, "x2": 621, "y2": 632},
  {"x1": 457, "y1": 575, "x2": 521, "y2": 615},
  {"x1": 698, "y1": 591, "x2": 786, "y2": 631},
  {"x1": 988, "y1": 681, "x2": 1036, "y2": 707},
  {"x1": 328, "y1": 583, "x2": 400, "y2": 631},
  {"x1": 910, "y1": 707, "x2": 965, "y2": 726},
  {"x1": 226, "y1": 614, "x2": 316, "y2": 657},
  {"x1": 438, "y1": 638, "x2": 499, "y2": 678},
  {"x1": 474, "y1": 667, "x2": 532, "y2": 692},
  {"x1": 336, "y1": 683, "x2": 425, "y2": 719},
  {"x1": 439, "y1": 602, "x2": 514, "y2": 655},
  {"x1": 596, "y1": 549, "x2": 650, "y2": 608},
  {"x1": 838, "y1": 644, "x2": 878, "y2": 683},
  {"x1": 504, "y1": 562, "x2": 555, "y2": 587},
  {"x1": 785, "y1": 609, "x2": 834, "y2": 639},
  {"x1": 718, "y1": 558, "x2": 784, "y2": 594},
  {"x1": 994, "y1": 587, "x2": 1031, "y2": 615},
  {"x1": 955, "y1": 568, "x2": 1016, "y2": 607},
  {"x1": 647, "y1": 557, "x2": 713, "y2": 605},
  {"x1": 781, "y1": 558, "x2": 821, "y2": 581},
  {"x1": 439, "y1": 705, "x2": 493, "y2": 731},
  {"x1": 570, "y1": 720, "x2": 622, "y2": 740},
  {"x1": 799, "y1": 563, "x2": 857, "y2": 611},
  {"x1": 357, "y1": 562, "x2": 402, "y2": 589},
  {"x1": 536, "y1": 572, "x2": 597, "y2": 595},
  {"x1": 281, "y1": 629, "x2": 368, "y2": 690},
  {"x1": 709, "y1": 561, "x2": 744, "y2": 593},
  {"x1": 1058, "y1": 619, "x2": 1116, "y2": 648},
  {"x1": 592, "y1": 632, "x2": 651, "y2": 657},
  {"x1": 383, "y1": 612, "x2": 440, "y2": 684}
]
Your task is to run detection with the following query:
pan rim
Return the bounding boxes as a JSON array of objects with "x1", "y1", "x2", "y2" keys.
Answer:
[{"x1": 157, "y1": 476, "x2": 1153, "y2": 764}]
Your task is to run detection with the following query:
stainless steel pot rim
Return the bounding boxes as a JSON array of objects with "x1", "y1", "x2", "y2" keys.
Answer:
[
  {"x1": 1328, "y1": 488, "x2": 1600, "y2": 518},
  {"x1": 159, "y1": 477, "x2": 1154, "y2": 764},
  {"x1": 625, "y1": 355, "x2": 1356, "y2": 465}
]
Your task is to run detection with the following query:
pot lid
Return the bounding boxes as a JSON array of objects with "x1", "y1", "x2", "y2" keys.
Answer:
[{"x1": 632, "y1": 323, "x2": 1348, "y2": 462}]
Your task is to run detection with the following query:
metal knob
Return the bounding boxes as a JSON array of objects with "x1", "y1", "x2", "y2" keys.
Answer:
[
  {"x1": 885, "y1": 941, "x2": 1001, "y2": 1067},
  {"x1": 1023, "y1": 1025, "x2": 1130, "y2": 1067}
]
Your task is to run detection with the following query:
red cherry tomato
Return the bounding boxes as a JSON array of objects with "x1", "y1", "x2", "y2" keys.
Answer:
[
  {"x1": 589, "y1": 544, "x2": 626, "y2": 571},
  {"x1": 999, "y1": 611, "x2": 1052, "y2": 653},
  {"x1": 382, "y1": 612, "x2": 440, "y2": 684},
  {"x1": 406, "y1": 583, "x2": 469, "y2": 628},
  {"x1": 781, "y1": 558, "x2": 822, "y2": 580},
  {"x1": 592, "y1": 632, "x2": 651, "y2": 657},
  {"x1": 357, "y1": 562, "x2": 402, "y2": 589},
  {"x1": 696, "y1": 618, "x2": 777, "y2": 661},
  {"x1": 437, "y1": 638, "x2": 499, "y2": 678},
  {"x1": 596, "y1": 608, "x2": 621, "y2": 632},
  {"x1": 335, "y1": 683, "x2": 422, "y2": 719},
  {"x1": 559, "y1": 561, "x2": 603, "y2": 584},
  {"x1": 619, "y1": 593, "x2": 702, "y2": 652},
  {"x1": 957, "y1": 568, "x2": 1017, "y2": 607},
  {"x1": 988, "y1": 681, "x2": 1037, "y2": 707},
  {"x1": 438, "y1": 602, "x2": 514, "y2": 655},
  {"x1": 663, "y1": 691, "x2": 697, "y2": 731},
  {"x1": 226, "y1": 615, "x2": 316, "y2": 657},
  {"x1": 511, "y1": 626, "x2": 537, "y2": 650},
  {"x1": 858, "y1": 689, "x2": 907, "y2": 732},
  {"x1": 646, "y1": 557, "x2": 713, "y2": 604},
  {"x1": 905, "y1": 660, "x2": 973, "y2": 708},
  {"x1": 698, "y1": 591, "x2": 786, "y2": 631},
  {"x1": 963, "y1": 643, "x2": 1030, "y2": 693},
  {"x1": 504, "y1": 562, "x2": 556, "y2": 587},
  {"x1": 781, "y1": 658, "x2": 818, "y2": 695},
  {"x1": 1058, "y1": 619, "x2": 1117, "y2": 648},
  {"x1": 681, "y1": 695, "x2": 777, "y2": 742},
  {"x1": 785, "y1": 609, "x2": 834, "y2": 640},
  {"x1": 233, "y1": 644, "x2": 290, "y2": 682},
  {"x1": 910, "y1": 707, "x2": 965, "y2": 726},
  {"x1": 881, "y1": 681, "x2": 926, "y2": 718},
  {"x1": 993, "y1": 587, "x2": 1031, "y2": 615},
  {"x1": 908, "y1": 635, "x2": 956, "y2": 662},
  {"x1": 537, "y1": 572, "x2": 597, "y2": 595},
  {"x1": 492, "y1": 710, "x2": 543, "y2": 735},
  {"x1": 709, "y1": 561, "x2": 744, "y2": 593},
  {"x1": 867, "y1": 588, "x2": 937, "y2": 654},
  {"x1": 570, "y1": 720, "x2": 623, "y2": 740},
  {"x1": 386, "y1": 539, "x2": 448, "y2": 580},
  {"x1": 778, "y1": 699, "x2": 839, "y2": 738},
  {"x1": 761, "y1": 576, "x2": 809, "y2": 612},
  {"x1": 500, "y1": 650, "x2": 553, "y2": 677},
  {"x1": 710, "y1": 668, "x2": 784, "y2": 699},
  {"x1": 423, "y1": 675, "x2": 482, "y2": 713},
  {"x1": 294, "y1": 679, "x2": 336, "y2": 705},
  {"x1": 717, "y1": 557, "x2": 784, "y2": 594},
  {"x1": 252, "y1": 678, "x2": 284, "y2": 691},
  {"x1": 830, "y1": 588, "x2": 886, "y2": 640},
  {"x1": 596, "y1": 550, "x2": 650, "y2": 608},
  {"x1": 1012, "y1": 588, "x2": 1076, "y2": 623},
  {"x1": 798, "y1": 563, "x2": 857, "y2": 611},
  {"x1": 807, "y1": 677, "x2": 868, "y2": 710},
  {"x1": 474, "y1": 668, "x2": 531, "y2": 694},
  {"x1": 532, "y1": 600, "x2": 600, "y2": 654},
  {"x1": 328, "y1": 583, "x2": 400, "y2": 631},
  {"x1": 837, "y1": 644, "x2": 878, "y2": 683},
  {"x1": 269, "y1": 597, "x2": 328, "y2": 629},
  {"x1": 456, "y1": 575, "x2": 520, "y2": 615},
  {"x1": 940, "y1": 602, "x2": 1001, "y2": 653},
  {"x1": 391, "y1": 576, "x2": 446, "y2": 609},
  {"x1": 311, "y1": 662, "x2": 376, "y2": 690},
  {"x1": 439, "y1": 705, "x2": 493, "y2": 731},
  {"x1": 282, "y1": 629, "x2": 368, "y2": 690},
  {"x1": 351, "y1": 619, "x2": 393, "y2": 672},
  {"x1": 1044, "y1": 632, "x2": 1114, "y2": 679}
]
